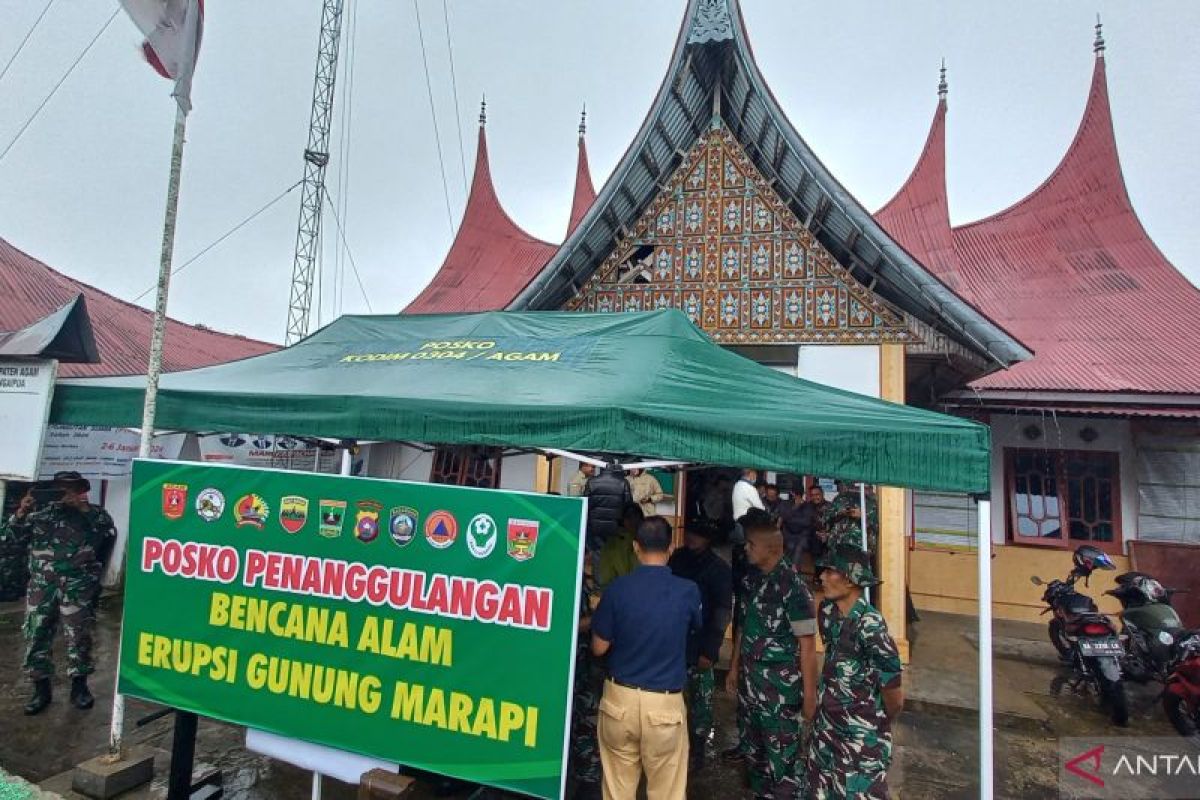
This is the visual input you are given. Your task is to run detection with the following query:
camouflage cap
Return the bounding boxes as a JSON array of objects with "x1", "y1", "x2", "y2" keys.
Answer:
[
  {"x1": 815, "y1": 544, "x2": 881, "y2": 587},
  {"x1": 52, "y1": 470, "x2": 91, "y2": 492}
]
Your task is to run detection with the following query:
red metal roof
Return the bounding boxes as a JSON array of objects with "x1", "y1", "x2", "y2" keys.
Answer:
[
  {"x1": 402, "y1": 125, "x2": 558, "y2": 314},
  {"x1": 879, "y1": 54, "x2": 1200, "y2": 396},
  {"x1": 0, "y1": 237, "x2": 275, "y2": 378}
]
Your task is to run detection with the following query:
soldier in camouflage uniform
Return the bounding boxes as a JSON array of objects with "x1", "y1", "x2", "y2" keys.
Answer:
[
  {"x1": 822, "y1": 483, "x2": 879, "y2": 555},
  {"x1": 725, "y1": 510, "x2": 817, "y2": 799},
  {"x1": 0, "y1": 489, "x2": 36, "y2": 601},
  {"x1": 17, "y1": 472, "x2": 116, "y2": 715},
  {"x1": 807, "y1": 544, "x2": 904, "y2": 799},
  {"x1": 570, "y1": 564, "x2": 603, "y2": 799}
]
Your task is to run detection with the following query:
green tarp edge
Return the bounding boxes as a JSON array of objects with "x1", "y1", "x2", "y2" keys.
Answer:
[{"x1": 47, "y1": 310, "x2": 991, "y2": 494}]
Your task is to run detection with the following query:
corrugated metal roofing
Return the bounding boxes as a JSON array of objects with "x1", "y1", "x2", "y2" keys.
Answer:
[
  {"x1": 0, "y1": 237, "x2": 275, "y2": 378},
  {"x1": 402, "y1": 126, "x2": 560, "y2": 315},
  {"x1": 879, "y1": 54, "x2": 1200, "y2": 396}
]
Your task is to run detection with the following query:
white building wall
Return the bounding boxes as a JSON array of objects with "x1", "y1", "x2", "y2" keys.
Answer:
[
  {"x1": 986, "y1": 414, "x2": 1138, "y2": 549},
  {"x1": 364, "y1": 443, "x2": 433, "y2": 482},
  {"x1": 796, "y1": 344, "x2": 881, "y2": 398},
  {"x1": 499, "y1": 455, "x2": 538, "y2": 492}
]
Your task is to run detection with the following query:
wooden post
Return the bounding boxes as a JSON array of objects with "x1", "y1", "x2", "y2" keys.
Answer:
[
  {"x1": 534, "y1": 454, "x2": 560, "y2": 494},
  {"x1": 879, "y1": 343, "x2": 910, "y2": 662}
]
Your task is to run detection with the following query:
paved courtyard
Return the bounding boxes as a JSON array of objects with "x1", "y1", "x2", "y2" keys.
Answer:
[{"x1": 0, "y1": 598, "x2": 1178, "y2": 799}]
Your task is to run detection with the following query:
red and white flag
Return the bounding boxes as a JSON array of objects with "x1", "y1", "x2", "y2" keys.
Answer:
[{"x1": 119, "y1": 0, "x2": 204, "y2": 113}]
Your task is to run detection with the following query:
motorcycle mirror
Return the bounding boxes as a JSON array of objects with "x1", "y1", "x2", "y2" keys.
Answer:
[{"x1": 1030, "y1": 576, "x2": 1044, "y2": 586}]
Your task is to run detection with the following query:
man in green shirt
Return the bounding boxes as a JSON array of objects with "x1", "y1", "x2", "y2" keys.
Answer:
[{"x1": 598, "y1": 504, "x2": 643, "y2": 589}]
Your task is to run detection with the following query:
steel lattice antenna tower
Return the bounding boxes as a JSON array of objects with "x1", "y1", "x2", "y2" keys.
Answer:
[{"x1": 285, "y1": 0, "x2": 346, "y2": 345}]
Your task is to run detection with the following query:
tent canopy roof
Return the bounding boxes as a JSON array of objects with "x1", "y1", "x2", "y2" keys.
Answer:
[{"x1": 51, "y1": 309, "x2": 990, "y2": 492}]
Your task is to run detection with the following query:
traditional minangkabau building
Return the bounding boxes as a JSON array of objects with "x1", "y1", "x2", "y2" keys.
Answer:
[{"x1": 399, "y1": 0, "x2": 1200, "y2": 635}]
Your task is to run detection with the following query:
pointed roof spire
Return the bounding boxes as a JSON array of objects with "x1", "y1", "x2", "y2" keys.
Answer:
[
  {"x1": 403, "y1": 105, "x2": 558, "y2": 314},
  {"x1": 875, "y1": 87, "x2": 959, "y2": 285},
  {"x1": 1094, "y1": 14, "x2": 1105, "y2": 55},
  {"x1": 568, "y1": 105, "x2": 598, "y2": 236},
  {"x1": 938, "y1": 58, "x2": 948, "y2": 102}
]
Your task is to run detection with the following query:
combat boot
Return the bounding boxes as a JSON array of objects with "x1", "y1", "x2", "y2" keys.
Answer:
[
  {"x1": 70, "y1": 676, "x2": 94, "y2": 710},
  {"x1": 23, "y1": 679, "x2": 52, "y2": 715}
]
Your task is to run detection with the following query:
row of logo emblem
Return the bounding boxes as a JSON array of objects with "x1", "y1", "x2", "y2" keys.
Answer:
[{"x1": 163, "y1": 483, "x2": 539, "y2": 561}]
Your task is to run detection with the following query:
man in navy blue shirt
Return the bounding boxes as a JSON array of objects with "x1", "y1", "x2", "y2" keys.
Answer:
[{"x1": 591, "y1": 516, "x2": 701, "y2": 800}]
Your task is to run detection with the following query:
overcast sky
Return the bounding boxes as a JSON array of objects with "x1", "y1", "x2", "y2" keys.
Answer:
[{"x1": 0, "y1": 1, "x2": 1197, "y2": 345}]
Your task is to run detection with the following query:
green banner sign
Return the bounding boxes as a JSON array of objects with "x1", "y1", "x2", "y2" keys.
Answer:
[{"x1": 121, "y1": 460, "x2": 586, "y2": 799}]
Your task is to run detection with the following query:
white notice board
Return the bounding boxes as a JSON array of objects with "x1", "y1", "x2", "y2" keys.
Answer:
[{"x1": 0, "y1": 359, "x2": 57, "y2": 481}]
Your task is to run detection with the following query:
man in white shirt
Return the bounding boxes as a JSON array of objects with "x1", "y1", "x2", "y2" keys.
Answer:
[{"x1": 732, "y1": 468, "x2": 765, "y2": 523}]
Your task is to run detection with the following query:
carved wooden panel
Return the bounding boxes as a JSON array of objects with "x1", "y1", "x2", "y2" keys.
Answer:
[{"x1": 567, "y1": 121, "x2": 912, "y2": 344}]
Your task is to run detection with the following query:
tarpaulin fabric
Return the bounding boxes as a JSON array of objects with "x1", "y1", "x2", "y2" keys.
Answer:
[{"x1": 50, "y1": 310, "x2": 990, "y2": 492}]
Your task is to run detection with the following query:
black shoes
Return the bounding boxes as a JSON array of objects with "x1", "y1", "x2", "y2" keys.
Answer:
[
  {"x1": 24, "y1": 679, "x2": 52, "y2": 715},
  {"x1": 70, "y1": 676, "x2": 95, "y2": 710}
]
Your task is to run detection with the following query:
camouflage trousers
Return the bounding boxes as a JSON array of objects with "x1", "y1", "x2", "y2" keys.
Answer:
[
  {"x1": 742, "y1": 659, "x2": 802, "y2": 800},
  {"x1": 569, "y1": 649, "x2": 603, "y2": 786},
  {"x1": 685, "y1": 664, "x2": 714, "y2": 745},
  {"x1": 23, "y1": 565, "x2": 100, "y2": 679},
  {"x1": 805, "y1": 712, "x2": 893, "y2": 800}
]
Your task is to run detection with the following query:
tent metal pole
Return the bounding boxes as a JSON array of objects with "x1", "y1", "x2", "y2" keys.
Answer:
[
  {"x1": 977, "y1": 498, "x2": 994, "y2": 798},
  {"x1": 858, "y1": 482, "x2": 870, "y2": 605}
]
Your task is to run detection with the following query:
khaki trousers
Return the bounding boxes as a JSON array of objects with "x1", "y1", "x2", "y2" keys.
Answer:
[{"x1": 597, "y1": 679, "x2": 688, "y2": 800}]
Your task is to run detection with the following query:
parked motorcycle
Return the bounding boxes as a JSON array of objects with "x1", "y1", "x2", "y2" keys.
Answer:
[
  {"x1": 1031, "y1": 545, "x2": 1129, "y2": 726},
  {"x1": 1105, "y1": 571, "x2": 1184, "y2": 683},
  {"x1": 1164, "y1": 629, "x2": 1200, "y2": 743}
]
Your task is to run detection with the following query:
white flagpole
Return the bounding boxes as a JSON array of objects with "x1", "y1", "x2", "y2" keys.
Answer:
[{"x1": 112, "y1": 92, "x2": 190, "y2": 764}]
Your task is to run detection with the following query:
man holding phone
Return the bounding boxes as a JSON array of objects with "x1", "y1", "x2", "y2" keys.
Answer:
[{"x1": 10, "y1": 471, "x2": 116, "y2": 715}]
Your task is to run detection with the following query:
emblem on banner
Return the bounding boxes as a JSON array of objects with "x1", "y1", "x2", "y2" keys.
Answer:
[
  {"x1": 162, "y1": 483, "x2": 188, "y2": 520},
  {"x1": 507, "y1": 519, "x2": 540, "y2": 561},
  {"x1": 389, "y1": 506, "x2": 418, "y2": 548},
  {"x1": 279, "y1": 496, "x2": 309, "y2": 534},
  {"x1": 319, "y1": 500, "x2": 347, "y2": 538},
  {"x1": 466, "y1": 513, "x2": 498, "y2": 558},
  {"x1": 355, "y1": 500, "x2": 382, "y2": 543},
  {"x1": 234, "y1": 494, "x2": 270, "y2": 529},
  {"x1": 424, "y1": 510, "x2": 458, "y2": 549},
  {"x1": 195, "y1": 488, "x2": 225, "y2": 523}
]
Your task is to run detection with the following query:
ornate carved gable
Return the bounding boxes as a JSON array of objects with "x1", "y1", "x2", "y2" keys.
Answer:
[{"x1": 567, "y1": 121, "x2": 913, "y2": 344}]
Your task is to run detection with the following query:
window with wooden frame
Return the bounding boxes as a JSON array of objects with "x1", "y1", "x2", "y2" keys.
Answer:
[
  {"x1": 429, "y1": 445, "x2": 504, "y2": 488},
  {"x1": 1005, "y1": 448, "x2": 1122, "y2": 552}
]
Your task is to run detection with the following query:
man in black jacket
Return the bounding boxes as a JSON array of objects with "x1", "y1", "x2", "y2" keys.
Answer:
[
  {"x1": 780, "y1": 483, "x2": 829, "y2": 564},
  {"x1": 669, "y1": 521, "x2": 733, "y2": 772},
  {"x1": 583, "y1": 463, "x2": 632, "y2": 551}
]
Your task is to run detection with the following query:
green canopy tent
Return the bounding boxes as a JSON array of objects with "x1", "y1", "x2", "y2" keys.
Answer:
[{"x1": 50, "y1": 309, "x2": 989, "y2": 493}]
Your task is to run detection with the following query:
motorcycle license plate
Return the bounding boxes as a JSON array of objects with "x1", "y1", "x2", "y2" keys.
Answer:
[{"x1": 1078, "y1": 637, "x2": 1123, "y2": 656}]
